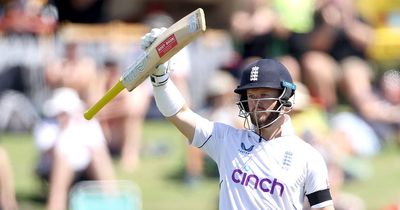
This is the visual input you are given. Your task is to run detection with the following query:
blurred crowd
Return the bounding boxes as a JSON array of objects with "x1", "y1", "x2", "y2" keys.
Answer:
[{"x1": 0, "y1": 0, "x2": 399, "y2": 210}]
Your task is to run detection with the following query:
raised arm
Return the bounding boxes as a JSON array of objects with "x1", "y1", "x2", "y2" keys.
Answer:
[
  {"x1": 143, "y1": 28, "x2": 201, "y2": 143},
  {"x1": 152, "y1": 71, "x2": 200, "y2": 143}
]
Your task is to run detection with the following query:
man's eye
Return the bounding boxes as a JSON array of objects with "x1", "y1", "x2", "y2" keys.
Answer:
[{"x1": 248, "y1": 95, "x2": 257, "y2": 99}]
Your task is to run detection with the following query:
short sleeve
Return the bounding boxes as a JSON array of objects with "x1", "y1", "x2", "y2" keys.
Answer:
[
  {"x1": 192, "y1": 118, "x2": 230, "y2": 165},
  {"x1": 305, "y1": 148, "x2": 333, "y2": 208}
]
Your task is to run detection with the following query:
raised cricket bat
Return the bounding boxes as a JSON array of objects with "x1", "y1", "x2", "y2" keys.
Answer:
[{"x1": 84, "y1": 8, "x2": 206, "y2": 120}]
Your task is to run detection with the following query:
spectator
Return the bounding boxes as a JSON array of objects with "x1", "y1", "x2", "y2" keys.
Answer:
[
  {"x1": 44, "y1": 41, "x2": 99, "y2": 106},
  {"x1": 229, "y1": 0, "x2": 316, "y2": 106},
  {"x1": 230, "y1": 0, "x2": 285, "y2": 60},
  {"x1": 332, "y1": 67, "x2": 400, "y2": 156},
  {"x1": 0, "y1": 0, "x2": 57, "y2": 120},
  {"x1": 96, "y1": 59, "x2": 150, "y2": 172},
  {"x1": 0, "y1": 0, "x2": 57, "y2": 36},
  {"x1": 0, "y1": 65, "x2": 39, "y2": 133},
  {"x1": 33, "y1": 88, "x2": 115, "y2": 210},
  {"x1": 301, "y1": 0, "x2": 375, "y2": 111}
]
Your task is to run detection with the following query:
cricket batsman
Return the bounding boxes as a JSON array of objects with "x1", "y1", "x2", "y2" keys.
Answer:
[{"x1": 142, "y1": 28, "x2": 335, "y2": 210}]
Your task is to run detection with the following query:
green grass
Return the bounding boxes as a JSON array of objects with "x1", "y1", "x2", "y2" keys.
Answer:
[
  {"x1": 342, "y1": 144, "x2": 400, "y2": 210},
  {"x1": 1, "y1": 120, "x2": 399, "y2": 210}
]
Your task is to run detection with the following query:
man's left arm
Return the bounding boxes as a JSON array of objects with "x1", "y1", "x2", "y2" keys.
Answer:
[{"x1": 305, "y1": 148, "x2": 335, "y2": 209}]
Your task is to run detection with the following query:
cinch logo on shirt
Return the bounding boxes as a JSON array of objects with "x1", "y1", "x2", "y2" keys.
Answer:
[{"x1": 231, "y1": 168, "x2": 285, "y2": 197}]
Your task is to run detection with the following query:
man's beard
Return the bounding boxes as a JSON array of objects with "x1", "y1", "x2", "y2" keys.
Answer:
[{"x1": 249, "y1": 111, "x2": 279, "y2": 128}]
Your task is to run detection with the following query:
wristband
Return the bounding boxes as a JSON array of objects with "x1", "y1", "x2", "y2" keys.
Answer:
[
  {"x1": 150, "y1": 73, "x2": 169, "y2": 87},
  {"x1": 153, "y1": 79, "x2": 184, "y2": 117}
]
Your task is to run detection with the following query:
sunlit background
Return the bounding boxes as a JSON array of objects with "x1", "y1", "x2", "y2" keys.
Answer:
[{"x1": 0, "y1": 0, "x2": 399, "y2": 210}]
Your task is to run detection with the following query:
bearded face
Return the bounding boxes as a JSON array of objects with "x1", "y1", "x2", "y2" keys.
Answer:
[
  {"x1": 248, "y1": 99, "x2": 281, "y2": 128},
  {"x1": 247, "y1": 88, "x2": 282, "y2": 129}
]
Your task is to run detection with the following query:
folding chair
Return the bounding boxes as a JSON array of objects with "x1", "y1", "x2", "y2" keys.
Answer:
[{"x1": 69, "y1": 180, "x2": 141, "y2": 210}]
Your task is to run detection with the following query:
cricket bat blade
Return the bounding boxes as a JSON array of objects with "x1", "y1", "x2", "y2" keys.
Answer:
[{"x1": 84, "y1": 8, "x2": 206, "y2": 120}]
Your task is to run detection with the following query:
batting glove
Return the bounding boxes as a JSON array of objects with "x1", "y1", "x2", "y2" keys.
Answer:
[
  {"x1": 150, "y1": 62, "x2": 171, "y2": 87},
  {"x1": 140, "y1": 27, "x2": 170, "y2": 87},
  {"x1": 140, "y1": 27, "x2": 167, "y2": 50}
]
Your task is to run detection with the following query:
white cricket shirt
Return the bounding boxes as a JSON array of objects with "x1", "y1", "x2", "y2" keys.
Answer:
[{"x1": 192, "y1": 114, "x2": 333, "y2": 210}]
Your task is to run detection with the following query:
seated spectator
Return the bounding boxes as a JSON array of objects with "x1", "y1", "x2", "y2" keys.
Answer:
[
  {"x1": 0, "y1": 0, "x2": 57, "y2": 36},
  {"x1": 0, "y1": 146, "x2": 18, "y2": 210},
  {"x1": 96, "y1": 59, "x2": 150, "y2": 172},
  {"x1": 44, "y1": 41, "x2": 99, "y2": 106},
  {"x1": 0, "y1": 65, "x2": 40, "y2": 133},
  {"x1": 33, "y1": 88, "x2": 115, "y2": 210},
  {"x1": 333, "y1": 66, "x2": 400, "y2": 156},
  {"x1": 301, "y1": 0, "x2": 375, "y2": 112}
]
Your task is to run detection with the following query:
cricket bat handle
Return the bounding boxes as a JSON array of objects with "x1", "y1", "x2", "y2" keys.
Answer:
[{"x1": 84, "y1": 81, "x2": 124, "y2": 120}]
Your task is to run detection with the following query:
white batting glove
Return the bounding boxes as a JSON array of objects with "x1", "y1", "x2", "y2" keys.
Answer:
[
  {"x1": 140, "y1": 27, "x2": 167, "y2": 50},
  {"x1": 140, "y1": 27, "x2": 170, "y2": 87}
]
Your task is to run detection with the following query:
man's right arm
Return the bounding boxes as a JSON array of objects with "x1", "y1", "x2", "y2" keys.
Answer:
[
  {"x1": 167, "y1": 104, "x2": 198, "y2": 143},
  {"x1": 152, "y1": 70, "x2": 200, "y2": 144},
  {"x1": 142, "y1": 28, "x2": 202, "y2": 144}
]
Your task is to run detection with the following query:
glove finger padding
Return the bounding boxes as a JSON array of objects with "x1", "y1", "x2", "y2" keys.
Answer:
[{"x1": 140, "y1": 27, "x2": 167, "y2": 50}]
